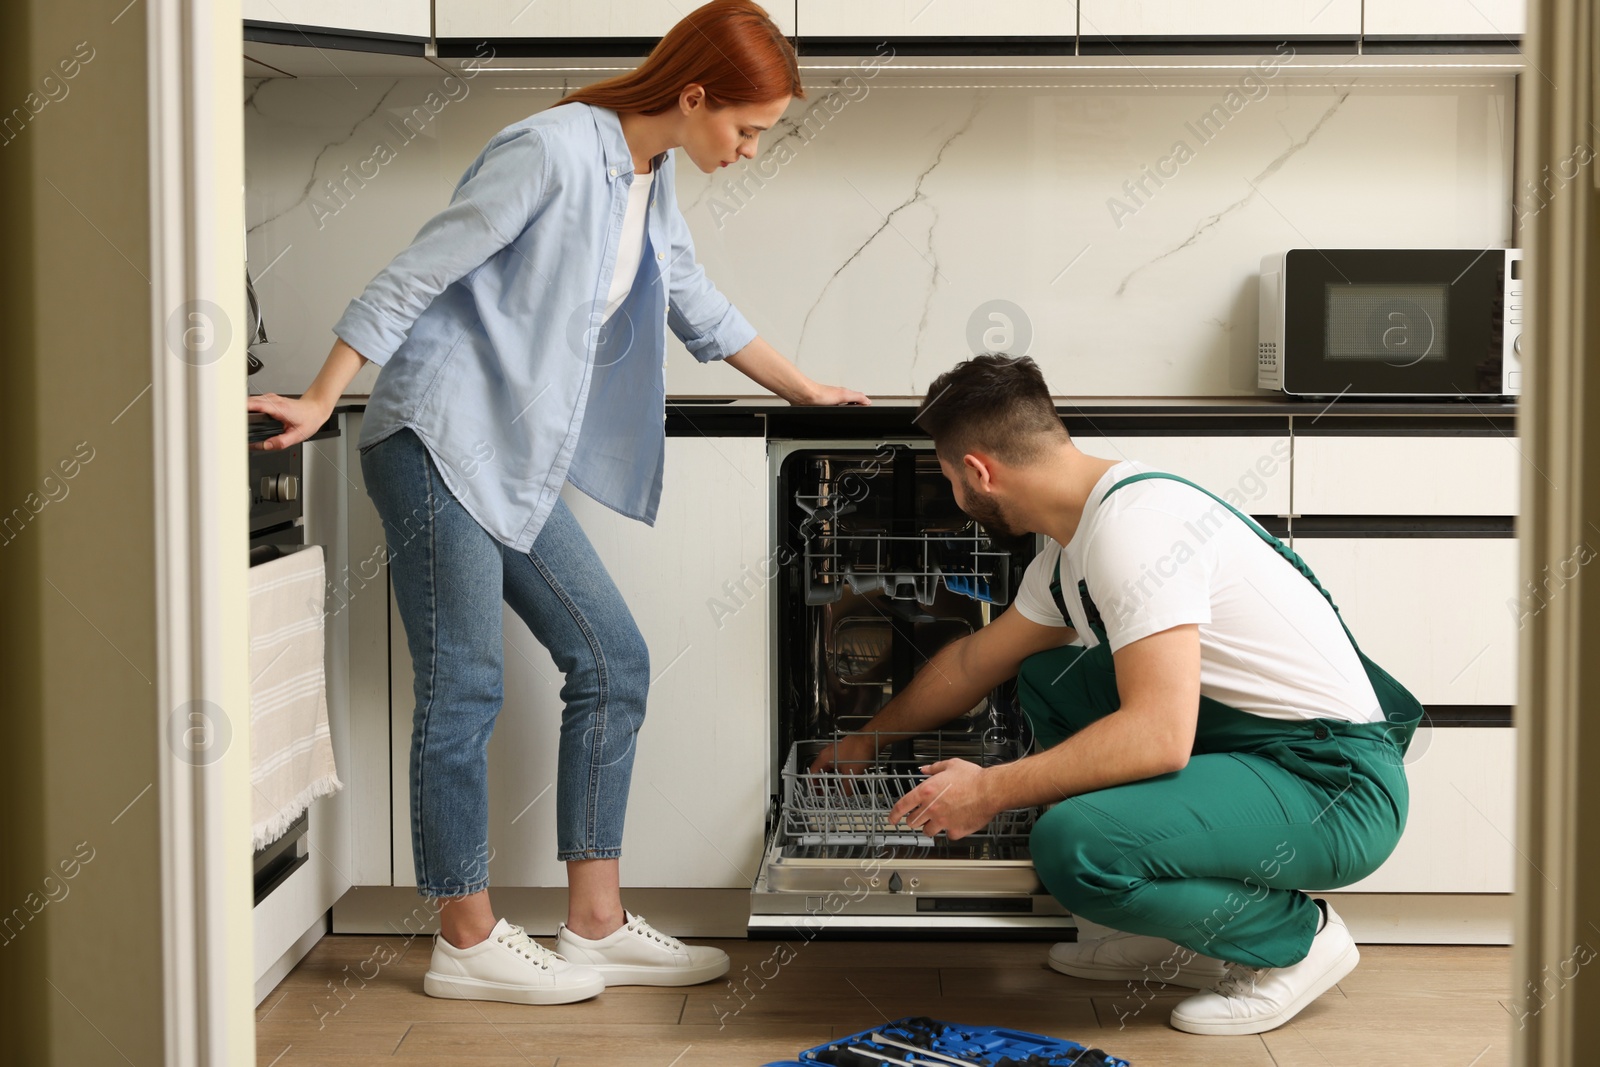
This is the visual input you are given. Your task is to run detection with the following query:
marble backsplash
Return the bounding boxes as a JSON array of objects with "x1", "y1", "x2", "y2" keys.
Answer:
[{"x1": 244, "y1": 63, "x2": 1512, "y2": 399}]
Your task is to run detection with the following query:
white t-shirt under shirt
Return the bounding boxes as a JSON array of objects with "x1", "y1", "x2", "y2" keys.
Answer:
[
  {"x1": 1012, "y1": 461, "x2": 1383, "y2": 725},
  {"x1": 601, "y1": 169, "x2": 654, "y2": 324}
]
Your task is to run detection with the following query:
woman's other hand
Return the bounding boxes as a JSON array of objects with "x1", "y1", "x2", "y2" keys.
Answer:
[
  {"x1": 247, "y1": 392, "x2": 332, "y2": 451},
  {"x1": 248, "y1": 338, "x2": 370, "y2": 451}
]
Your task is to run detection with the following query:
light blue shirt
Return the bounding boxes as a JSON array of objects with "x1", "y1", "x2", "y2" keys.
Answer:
[{"x1": 337, "y1": 103, "x2": 756, "y2": 553}]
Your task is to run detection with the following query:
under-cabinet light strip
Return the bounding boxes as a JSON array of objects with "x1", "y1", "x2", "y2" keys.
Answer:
[
  {"x1": 459, "y1": 60, "x2": 1521, "y2": 74},
  {"x1": 491, "y1": 82, "x2": 1506, "y2": 91}
]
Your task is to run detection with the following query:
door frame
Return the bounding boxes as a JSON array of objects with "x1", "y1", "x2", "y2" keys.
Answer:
[{"x1": 148, "y1": 0, "x2": 255, "y2": 1062}]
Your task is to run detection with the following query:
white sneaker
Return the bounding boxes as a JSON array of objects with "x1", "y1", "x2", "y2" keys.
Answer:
[
  {"x1": 555, "y1": 911, "x2": 730, "y2": 987},
  {"x1": 1049, "y1": 929, "x2": 1229, "y2": 989},
  {"x1": 1170, "y1": 900, "x2": 1359, "y2": 1035},
  {"x1": 423, "y1": 918, "x2": 605, "y2": 1005}
]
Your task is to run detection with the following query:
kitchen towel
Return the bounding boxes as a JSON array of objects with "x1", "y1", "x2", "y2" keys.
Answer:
[{"x1": 249, "y1": 545, "x2": 342, "y2": 851}]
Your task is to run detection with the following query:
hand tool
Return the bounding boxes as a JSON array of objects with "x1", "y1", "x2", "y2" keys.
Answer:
[{"x1": 868, "y1": 1031, "x2": 986, "y2": 1066}]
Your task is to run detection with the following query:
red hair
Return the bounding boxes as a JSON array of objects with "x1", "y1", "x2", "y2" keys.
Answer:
[{"x1": 552, "y1": 1, "x2": 803, "y2": 114}]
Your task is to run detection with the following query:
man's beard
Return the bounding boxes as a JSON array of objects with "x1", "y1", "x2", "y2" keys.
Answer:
[{"x1": 959, "y1": 485, "x2": 1022, "y2": 540}]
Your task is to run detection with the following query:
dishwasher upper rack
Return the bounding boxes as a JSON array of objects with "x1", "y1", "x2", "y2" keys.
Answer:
[
  {"x1": 796, "y1": 513, "x2": 1017, "y2": 607},
  {"x1": 779, "y1": 740, "x2": 1040, "y2": 847},
  {"x1": 787, "y1": 449, "x2": 1024, "y2": 608}
]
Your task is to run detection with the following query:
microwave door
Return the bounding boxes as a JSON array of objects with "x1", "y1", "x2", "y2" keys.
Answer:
[{"x1": 1280, "y1": 248, "x2": 1511, "y2": 399}]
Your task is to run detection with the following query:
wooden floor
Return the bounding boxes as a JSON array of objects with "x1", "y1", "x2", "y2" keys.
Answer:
[{"x1": 256, "y1": 934, "x2": 1514, "y2": 1066}]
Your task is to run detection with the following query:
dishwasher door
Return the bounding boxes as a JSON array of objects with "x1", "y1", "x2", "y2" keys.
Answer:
[{"x1": 749, "y1": 738, "x2": 1070, "y2": 930}]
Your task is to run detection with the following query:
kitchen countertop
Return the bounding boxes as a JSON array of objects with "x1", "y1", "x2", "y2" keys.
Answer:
[{"x1": 322, "y1": 394, "x2": 1519, "y2": 438}]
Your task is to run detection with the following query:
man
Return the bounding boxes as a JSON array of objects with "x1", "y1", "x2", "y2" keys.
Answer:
[{"x1": 811, "y1": 354, "x2": 1422, "y2": 1035}]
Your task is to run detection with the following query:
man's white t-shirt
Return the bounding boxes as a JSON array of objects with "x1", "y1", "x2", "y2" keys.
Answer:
[
  {"x1": 1012, "y1": 461, "x2": 1383, "y2": 724},
  {"x1": 601, "y1": 169, "x2": 654, "y2": 323}
]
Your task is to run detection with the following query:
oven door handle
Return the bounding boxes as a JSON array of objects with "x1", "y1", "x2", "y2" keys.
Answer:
[{"x1": 249, "y1": 543, "x2": 287, "y2": 568}]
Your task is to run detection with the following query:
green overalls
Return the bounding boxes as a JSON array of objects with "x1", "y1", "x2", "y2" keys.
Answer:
[{"x1": 1020, "y1": 472, "x2": 1425, "y2": 969}]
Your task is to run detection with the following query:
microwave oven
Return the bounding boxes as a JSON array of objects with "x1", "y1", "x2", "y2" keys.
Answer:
[{"x1": 1258, "y1": 248, "x2": 1522, "y2": 399}]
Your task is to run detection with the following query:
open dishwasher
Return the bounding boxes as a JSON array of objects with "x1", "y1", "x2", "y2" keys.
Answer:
[{"x1": 750, "y1": 443, "x2": 1074, "y2": 932}]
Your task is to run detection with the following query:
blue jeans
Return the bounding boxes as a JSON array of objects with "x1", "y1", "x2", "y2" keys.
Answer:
[{"x1": 360, "y1": 427, "x2": 649, "y2": 898}]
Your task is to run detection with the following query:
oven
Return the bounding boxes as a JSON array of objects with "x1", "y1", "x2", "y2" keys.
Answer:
[
  {"x1": 247, "y1": 411, "x2": 337, "y2": 905},
  {"x1": 249, "y1": 420, "x2": 305, "y2": 562},
  {"x1": 750, "y1": 441, "x2": 1074, "y2": 932}
]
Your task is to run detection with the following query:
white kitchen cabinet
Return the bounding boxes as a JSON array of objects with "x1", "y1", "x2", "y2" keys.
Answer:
[
  {"x1": 797, "y1": 1, "x2": 1074, "y2": 37},
  {"x1": 243, "y1": 0, "x2": 430, "y2": 39},
  {"x1": 1364, "y1": 0, "x2": 1526, "y2": 37},
  {"x1": 1294, "y1": 435, "x2": 1521, "y2": 517},
  {"x1": 1290, "y1": 537, "x2": 1519, "y2": 706},
  {"x1": 329, "y1": 414, "x2": 395, "y2": 888},
  {"x1": 438, "y1": 1, "x2": 797, "y2": 39},
  {"x1": 389, "y1": 436, "x2": 770, "y2": 890},
  {"x1": 1078, "y1": 0, "x2": 1360, "y2": 38},
  {"x1": 1312, "y1": 728, "x2": 1516, "y2": 893},
  {"x1": 1073, "y1": 435, "x2": 1293, "y2": 516}
]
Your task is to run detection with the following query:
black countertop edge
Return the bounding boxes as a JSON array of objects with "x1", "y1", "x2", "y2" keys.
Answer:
[
  {"x1": 672, "y1": 398, "x2": 1521, "y2": 419},
  {"x1": 327, "y1": 397, "x2": 1518, "y2": 437},
  {"x1": 661, "y1": 404, "x2": 1517, "y2": 438},
  {"x1": 333, "y1": 396, "x2": 1518, "y2": 414}
]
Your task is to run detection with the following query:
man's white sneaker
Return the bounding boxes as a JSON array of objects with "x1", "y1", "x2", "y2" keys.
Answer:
[
  {"x1": 1170, "y1": 899, "x2": 1359, "y2": 1035},
  {"x1": 1049, "y1": 930, "x2": 1229, "y2": 989},
  {"x1": 423, "y1": 918, "x2": 605, "y2": 1005},
  {"x1": 555, "y1": 911, "x2": 729, "y2": 987}
]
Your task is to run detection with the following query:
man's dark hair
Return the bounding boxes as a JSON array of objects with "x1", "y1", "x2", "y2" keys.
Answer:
[{"x1": 915, "y1": 353, "x2": 1068, "y2": 465}]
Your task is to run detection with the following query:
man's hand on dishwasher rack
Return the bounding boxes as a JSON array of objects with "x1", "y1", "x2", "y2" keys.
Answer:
[
  {"x1": 807, "y1": 733, "x2": 880, "y2": 774},
  {"x1": 886, "y1": 758, "x2": 997, "y2": 841},
  {"x1": 806, "y1": 733, "x2": 881, "y2": 794}
]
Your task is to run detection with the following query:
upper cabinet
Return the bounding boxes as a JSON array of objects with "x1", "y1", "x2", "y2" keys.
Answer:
[
  {"x1": 244, "y1": 0, "x2": 1524, "y2": 57},
  {"x1": 1078, "y1": 0, "x2": 1361, "y2": 39},
  {"x1": 1364, "y1": 0, "x2": 1526, "y2": 38},
  {"x1": 795, "y1": 1, "x2": 1074, "y2": 38},
  {"x1": 436, "y1": 0, "x2": 796, "y2": 40},
  {"x1": 242, "y1": 0, "x2": 430, "y2": 40}
]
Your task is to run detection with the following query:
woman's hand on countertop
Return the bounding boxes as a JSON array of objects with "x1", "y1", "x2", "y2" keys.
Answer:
[
  {"x1": 724, "y1": 337, "x2": 870, "y2": 407},
  {"x1": 799, "y1": 382, "x2": 872, "y2": 406},
  {"x1": 247, "y1": 392, "x2": 334, "y2": 451}
]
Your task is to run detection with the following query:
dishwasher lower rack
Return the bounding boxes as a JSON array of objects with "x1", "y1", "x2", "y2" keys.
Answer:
[
  {"x1": 755, "y1": 740, "x2": 1048, "y2": 900},
  {"x1": 779, "y1": 740, "x2": 1039, "y2": 847}
]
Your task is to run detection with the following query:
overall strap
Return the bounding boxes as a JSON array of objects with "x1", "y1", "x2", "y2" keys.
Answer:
[
  {"x1": 1047, "y1": 565, "x2": 1107, "y2": 644},
  {"x1": 1050, "y1": 469, "x2": 1424, "y2": 750}
]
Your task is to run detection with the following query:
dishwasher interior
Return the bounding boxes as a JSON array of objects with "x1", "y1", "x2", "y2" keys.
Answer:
[{"x1": 751, "y1": 444, "x2": 1074, "y2": 931}]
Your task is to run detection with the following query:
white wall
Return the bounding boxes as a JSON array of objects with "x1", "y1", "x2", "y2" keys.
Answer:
[{"x1": 245, "y1": 66, "x2": 1513, "y2": 398}]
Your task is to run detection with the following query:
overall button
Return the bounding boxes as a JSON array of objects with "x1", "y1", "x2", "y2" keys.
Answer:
[{"x1": 1313, "y1": 725, "x2": 1330, "y2": 740}]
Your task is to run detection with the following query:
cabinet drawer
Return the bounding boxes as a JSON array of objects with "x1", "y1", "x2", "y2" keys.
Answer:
[
  {"x1": 1293, "y1": 436, "x2": 1521, "y2": 516},
  {"x1": 1074, "y1": 435, "x2": 1292, "y2": 515},
  {"x1": 439, "y1": 1, "x2": 797, "y2": 39},
  {"x1": 1313, "y1": 728, "x2": 1516, "y2": 893},
  {"x1": 1079, "y1": 0, "x2": 1361, "y2": 38},
  {"x1": 1363, "y1": 0, "x2": 1526, "y2": 37},
  {"x1": 1291, "y1": 537, "x2": 1518, "y2": 706},
  {"x1": 243, "y1": 0, "x2": 430, "y2": 38},
  {"x1": 797, "y1": 0, "x2": 1074, "y2": 37}
]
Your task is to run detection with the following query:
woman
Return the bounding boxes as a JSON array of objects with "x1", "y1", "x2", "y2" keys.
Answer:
[{"x1": 248, "y1": 0, "x2": 866, "y2": 1006}]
